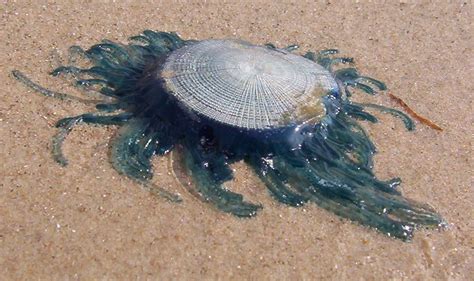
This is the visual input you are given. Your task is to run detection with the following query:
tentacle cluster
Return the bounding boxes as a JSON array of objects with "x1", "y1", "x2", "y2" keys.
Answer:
[
  {"x1": 248, "y1": 112, "x2": 441, "y2": 240},
  {"x1": 13, "y1": 31, "x2": 444, "y2": 240},
  {"x1": 54, "y1": 32, "x2": 184, "y2": 173},
  {"x1": 14, "y1": 31, "x2": 186, "y2": 202}
]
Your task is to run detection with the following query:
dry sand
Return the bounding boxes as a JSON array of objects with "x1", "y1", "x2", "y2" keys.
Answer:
[{"x1": 1, "y1": 1, "x2": 472, "y2": 280}]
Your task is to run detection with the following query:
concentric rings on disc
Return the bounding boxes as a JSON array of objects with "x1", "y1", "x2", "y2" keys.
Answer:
[{"x1": 161, "y1": 39, "x2": 338, "y2": 130}]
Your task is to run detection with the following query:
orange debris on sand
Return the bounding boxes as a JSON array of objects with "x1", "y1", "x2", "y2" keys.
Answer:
[{"x1": 388, "y1": 93, "x2": 443, "y2": 131}]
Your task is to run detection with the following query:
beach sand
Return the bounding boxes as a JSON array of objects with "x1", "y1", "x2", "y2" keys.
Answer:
[{"x1": 1, "y1": 1, "x2": 472, "y2": 280}]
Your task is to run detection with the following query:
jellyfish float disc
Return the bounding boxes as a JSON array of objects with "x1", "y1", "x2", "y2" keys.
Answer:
[{"x1": 160, "y1": 40, "x2": 338, "y2": 130}]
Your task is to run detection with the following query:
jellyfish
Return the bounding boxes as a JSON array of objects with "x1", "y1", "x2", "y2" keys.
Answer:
[{"x1": 12, "y1": 30, "x2": 444, "y2": 240}]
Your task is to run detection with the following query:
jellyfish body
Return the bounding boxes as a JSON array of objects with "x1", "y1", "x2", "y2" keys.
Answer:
[{"x1": 13, "y1": 30, "x2": 444, "y2": 240}]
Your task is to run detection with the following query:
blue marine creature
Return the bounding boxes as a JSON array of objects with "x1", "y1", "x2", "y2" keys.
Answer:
[{"x1": 13, "y1": 30, "x2": 444, "y2": 240}]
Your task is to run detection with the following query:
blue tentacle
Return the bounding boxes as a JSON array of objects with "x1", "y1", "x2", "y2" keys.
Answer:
[{"x1": 182, "y1": 139, "x2": 262, "y2": 217}]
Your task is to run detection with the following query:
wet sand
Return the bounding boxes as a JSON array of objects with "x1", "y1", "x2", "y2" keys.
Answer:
[{"x1": 1, "y1": 2, "x2": 472, "y2": 280}]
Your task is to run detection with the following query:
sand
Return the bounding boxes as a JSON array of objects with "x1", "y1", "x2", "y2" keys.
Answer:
[{"x1": 1, "y1": 1, "x2": 472, "y2": 280}]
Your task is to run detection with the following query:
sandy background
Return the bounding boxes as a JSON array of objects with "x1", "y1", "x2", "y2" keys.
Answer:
[{"x1": 1, "y1": 1, "x2": 472, "y2": 280}]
